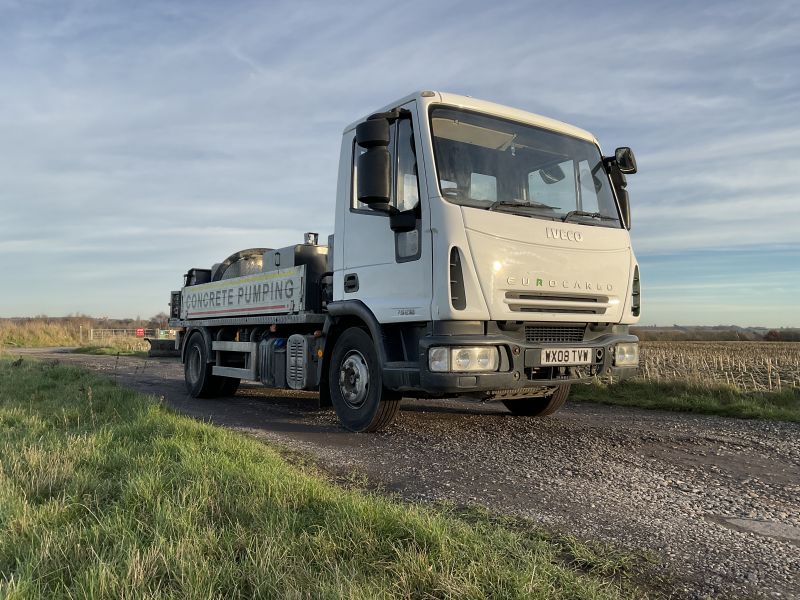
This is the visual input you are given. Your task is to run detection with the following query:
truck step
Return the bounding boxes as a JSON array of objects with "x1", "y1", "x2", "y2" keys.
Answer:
[
  {"x1": 211, "y1": 341, "x2": 258, "y2": 381},
  {"x1": 211, "y1": 341, "x2": 257, "y2": 353},
  {"x1": 212, "y1": 366, "x2": 256, "y2": 380}
]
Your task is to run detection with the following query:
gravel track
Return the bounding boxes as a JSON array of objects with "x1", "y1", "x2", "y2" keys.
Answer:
[{"x1": 16, "y1": 349, "x2": 800, "y2": 599}]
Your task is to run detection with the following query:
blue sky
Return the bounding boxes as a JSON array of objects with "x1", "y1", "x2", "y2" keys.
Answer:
[{"x1": 0, "y1": 0, "x2": 798, "y2": 326}]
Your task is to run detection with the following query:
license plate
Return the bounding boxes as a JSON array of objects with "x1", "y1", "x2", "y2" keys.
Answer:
[{"x1": 541, "y1": 347, "x2": 592, "y2": 366}]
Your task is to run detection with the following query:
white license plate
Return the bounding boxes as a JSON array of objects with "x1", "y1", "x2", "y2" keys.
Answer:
[{"x1": 541, "y1": 347, "x2": 593, "y2": 366}]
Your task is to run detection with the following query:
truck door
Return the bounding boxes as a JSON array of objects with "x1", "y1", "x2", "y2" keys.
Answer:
[{"x1": 339, "y1": 102, "x2": 432, "y2": 323}]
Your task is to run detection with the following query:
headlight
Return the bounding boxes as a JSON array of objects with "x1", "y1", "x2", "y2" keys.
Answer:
[
  {"x1": 614, "y1": 342, "x2": 639, "y2": 366},
  {"x1": 428, "y1": 346, "x2": 500, "y2": 372},
  {"x1": 428, "y1": 347, "x2": 450, "y2": 372}
]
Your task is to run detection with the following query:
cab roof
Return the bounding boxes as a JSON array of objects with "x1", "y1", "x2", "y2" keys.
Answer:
[{"x1": 344, "y1": 90, "x2": 597, "y2": 144}]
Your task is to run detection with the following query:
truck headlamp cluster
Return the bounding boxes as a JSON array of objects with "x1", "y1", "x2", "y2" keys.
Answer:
[
  {"x1": 429, "y1": 346, "x2": 500, "y2": 373},
  {"x1": 614, "y1": 342, "x2": 639, "y2": 367}
]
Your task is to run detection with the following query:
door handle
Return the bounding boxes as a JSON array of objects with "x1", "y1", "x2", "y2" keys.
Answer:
[{"x1": 344, "y1": 273, "x2": 359, "y2": 293}]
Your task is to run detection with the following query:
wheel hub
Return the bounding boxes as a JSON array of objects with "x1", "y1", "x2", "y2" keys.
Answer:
[{"x1": 338, "y1": 350, "x2": 369, "y2": 409}]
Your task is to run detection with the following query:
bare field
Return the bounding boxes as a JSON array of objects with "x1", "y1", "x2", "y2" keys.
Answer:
[
  {"x1": 638, "y1": 341, "x2": 800, "y2": 392},
  {"x1": 4, "y1": 321, "x2": 798, "y2": 394}
]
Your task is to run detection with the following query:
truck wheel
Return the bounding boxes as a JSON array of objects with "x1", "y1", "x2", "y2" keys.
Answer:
[
  {"x1": 184, "y1": 334, "x2": 219, "y2": 398},
  {"x1": 329, "y1": 327, "x2": 400, "y2": 432},
  {"x1": 503, "y1": 384, "x2": 570, "y2": 417}
]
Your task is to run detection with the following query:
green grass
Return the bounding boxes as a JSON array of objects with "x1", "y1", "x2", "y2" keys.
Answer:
[
  {"x1": 0, "y1": 358, "x2": 648, "y2": 600},
  {"x1": 572, "y1": 379, "x2": 800, "y2": 422},
  {"x1": 73, "y1": 342, "x2": 148, "y2": 358},
  {"x1": 72, "y1": 335, "x2": 151, "y2": 357}
]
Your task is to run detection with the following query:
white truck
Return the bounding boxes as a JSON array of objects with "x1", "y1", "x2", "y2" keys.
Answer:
[{"x1": 168, "y1": 91, "x2": 641, "y2": 431}]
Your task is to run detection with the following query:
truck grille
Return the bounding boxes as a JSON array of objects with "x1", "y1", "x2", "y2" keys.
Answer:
[
  {"x1": 524, "y1": 325, "x2": 585, "y2": 344},
  {"x1": 504, "y1": 292, "x2": 609, "y2": 315}
]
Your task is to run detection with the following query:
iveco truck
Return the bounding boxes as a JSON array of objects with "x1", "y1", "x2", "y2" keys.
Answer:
[{"x1": 167, "y1": 91, "x2": 641, "y2": 432}]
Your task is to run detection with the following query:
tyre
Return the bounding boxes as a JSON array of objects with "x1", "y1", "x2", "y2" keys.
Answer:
[
  {"x1": 503, "y1": 384, "x2": 570, "y2": 417},
  {"x1": 214, "y1": 377, "x2": 241, "y2": 396},
  {"x1": 184, "y1": 333, "x2": 219, "y2": 398},
  {"x1": 329, "y1": 327, "x2": 401, "y2": 432}
]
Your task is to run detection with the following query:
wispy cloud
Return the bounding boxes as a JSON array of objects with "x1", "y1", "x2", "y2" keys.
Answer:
[{"x1": 0, "y1": 0, "x2": 797, "y2": 323}]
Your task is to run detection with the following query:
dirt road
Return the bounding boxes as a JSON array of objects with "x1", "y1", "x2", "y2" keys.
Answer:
[{"x1": 16, "y1": 349, "x2": 800, "y2": 599}]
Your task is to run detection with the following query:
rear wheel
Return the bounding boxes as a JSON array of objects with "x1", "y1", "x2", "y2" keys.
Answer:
[
  {"x1": 503, "y1": 384, "x2": 570, "y2": 417},
  {"x1": 184, "y1": 333, "x2": 219, "y2": 398},
  {"x1": 329, "y1": 327, "x2": 400, "y2": 432}
]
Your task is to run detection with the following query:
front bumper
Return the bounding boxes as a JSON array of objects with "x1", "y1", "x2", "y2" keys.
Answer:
[{"x1": 383, "y1": 332, "x2": 639, "y2": 396}]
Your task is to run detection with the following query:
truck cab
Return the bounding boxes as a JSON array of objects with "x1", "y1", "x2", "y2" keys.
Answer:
[
  {"x1": 171, "y1": 91, "x2": 640, "y2": 432},
  {"x1": 329, "y1": 92, "x2": 639, "y2": 416}
]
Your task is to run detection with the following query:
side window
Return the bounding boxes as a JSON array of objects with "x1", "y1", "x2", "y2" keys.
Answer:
[
  {"x1": 396, "y1": 118, "x2": 420, "y2": 212},
  {"x1": 352, "y1": 119, "x2": 421, "y2": 214},
  {"x1": 351, "y1": 139, "x2": 365, "y2": 210},
  {"x1": 351, "y1": 123, "x2": 396, "y2": 211},
  {"x1": 350, "y1": 115, "x2": 422, "y2": 261},
  {"x1": 395, "y1": 118, "x2": 421, "y2": 260}
]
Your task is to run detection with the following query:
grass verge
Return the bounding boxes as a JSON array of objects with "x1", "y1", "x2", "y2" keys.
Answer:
[
  {"x1": 73, "y1": 342, "x2": 149, "y2": 358},
  {"x1": 572, "y1": 379, "x2": 800, "y2": 422},
  {"x1": 0, "y1": 358, "x2": 648, "y2": 599}
]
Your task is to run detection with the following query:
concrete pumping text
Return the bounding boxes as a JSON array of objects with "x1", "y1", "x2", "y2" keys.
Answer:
[{"x1": 185, "y1": 280, "x2": 295, "y2": 310}]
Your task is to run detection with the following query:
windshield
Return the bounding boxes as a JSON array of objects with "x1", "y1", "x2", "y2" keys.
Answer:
[{"x1": 430, "y1": 107, "x2": 621, "y2": 227}]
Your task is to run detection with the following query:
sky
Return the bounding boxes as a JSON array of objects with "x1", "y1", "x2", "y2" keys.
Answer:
[{"x1": 0, "y1": 0, "x2": 798, "y2": 327}]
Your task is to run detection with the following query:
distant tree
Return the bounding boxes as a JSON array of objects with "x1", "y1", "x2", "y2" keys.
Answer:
[
  {"x1": 764, "y1": 330, "x2": 782, "y2": 342},
  {"x1": 147, "y1": 313, "x2": 170, "y2": 328}
]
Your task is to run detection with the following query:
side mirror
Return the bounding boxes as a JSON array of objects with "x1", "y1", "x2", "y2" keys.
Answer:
[
  {"x1": 607, "y1": 162, "x2": 631, "y2": 230},
  {"x1": 356, "y1": 119, "x2": 391, "y2": 207},
  {"x1": 389, "y1": 207, "x2": 417, "y2": 233},
  {"x1": 356, "y1": 119, "x2": 390, "y2": 148},
  {"x1": 615, "y1": 147, "x2": 637, "y2": 174}
]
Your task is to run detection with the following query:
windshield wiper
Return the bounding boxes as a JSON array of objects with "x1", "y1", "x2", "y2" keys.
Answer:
[
  {"x1": 562, "y1": 210, "x2": 617, "y2": 223},
  {"x1": 488, "y1": 200, "x2": 557, "y2": 212}
]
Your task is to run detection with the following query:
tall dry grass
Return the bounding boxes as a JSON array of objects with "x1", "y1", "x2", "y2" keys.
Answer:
[
  {"x1": 639, "y1": 341, "x2": 800, "y2": 392},
  {"x1": 0, "y1": 319, "x2": 85, "y2": 348},
  {"x1": 578, "y1": 341, "x2": 800, "y2": 421},
  {"x1": 0, "y1": 319, "x2": 152, "y2": 354}
]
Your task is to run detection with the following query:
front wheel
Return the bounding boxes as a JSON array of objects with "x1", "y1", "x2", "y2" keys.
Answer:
[
  {"x1": 503, "y1": 384, "x2": 570, "y2": 417},
  {"x1": 329, "y1": 327, "x2": 400, "y2": 432}
]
